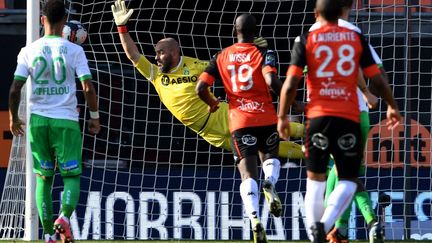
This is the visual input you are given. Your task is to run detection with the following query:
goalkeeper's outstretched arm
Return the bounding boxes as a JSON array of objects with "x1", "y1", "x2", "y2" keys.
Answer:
[
  {"x1": 118, "y1": 30, "x2": 141, "y2": 65},
  {"x1": 111, "y1": 0, "x2": 140, "y2": 64}
]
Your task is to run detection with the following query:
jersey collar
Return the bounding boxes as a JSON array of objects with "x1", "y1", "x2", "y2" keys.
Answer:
[
  {"x1": 169, "y1": 56, "x2": 183, "y2": 73},
  {"x1": 45, "y1": 35, "x2": 62, "y2": 38}
]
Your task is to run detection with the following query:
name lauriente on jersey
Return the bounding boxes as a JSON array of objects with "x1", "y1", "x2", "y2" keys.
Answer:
[
  {"x1": 312, "y1": 31, "x2": 357, "y2": 43},
  {"x1": 309, "y1": 30, "x2": 358, "y2": 101}
]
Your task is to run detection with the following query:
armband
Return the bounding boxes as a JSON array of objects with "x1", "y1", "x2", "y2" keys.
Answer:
[
  {"x1": 90, "y1": 111, "x2": 100, "y2": 119},
  {"x1": 117, "y1": 25, "x2": 128, "y2": 33}
]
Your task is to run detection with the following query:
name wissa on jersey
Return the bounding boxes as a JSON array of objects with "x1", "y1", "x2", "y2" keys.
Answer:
[
  {"x1": 199, "y1": 43, "x2": 278, "y2": 132},
  {"x1": 287, "y1": 23, "x2": 381, "y2": 122}
]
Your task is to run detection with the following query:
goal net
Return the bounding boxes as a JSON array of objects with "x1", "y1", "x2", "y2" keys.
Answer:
[{"x1": 0, "y1": 0, "x2": 431, "y2": 241}]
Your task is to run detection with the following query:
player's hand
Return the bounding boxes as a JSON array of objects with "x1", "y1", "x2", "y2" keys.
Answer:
[
  {"x1": 362, "y1": 91, "x2": 378, "y2": 109},
  {"x1": 111, "y1": 0, "x2": 134, "y2": 26},
  {"x1": 385, "y1": 106, "x2": 401, "y2": 130},
  {"x1": 208, "y1": 97, "x2": 221, "y2": 113},
  {"x1": 277, "y1": 117, "x2": 290, "y2": 140},
  {"x1": 88, "y1": 118, "x2": 101, "y2": 135},
  {"x1": 253, "y1": 37, "x2": 268, "y2": 48},
  {"x1": 10, "y1": 118, "x2": 25, "y2": 137}
]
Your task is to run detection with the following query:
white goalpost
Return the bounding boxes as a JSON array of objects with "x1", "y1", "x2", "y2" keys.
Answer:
[
  {"x1": 0, "y1": 0, "x2": 431, "y2": 241},
  {"x1": 0, "y1": 0, "x2": 39, "y2": 240},
  {"x1": 24, "y1": 0, "x2": 39, "y2": 240}
]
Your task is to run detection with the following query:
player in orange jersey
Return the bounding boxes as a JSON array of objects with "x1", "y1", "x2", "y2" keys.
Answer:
[
  {"x1": 197, "y1": 13, "x2": 283, "y2": 243},
  {"x1": 277, "y1": 0, "x2": 401, "y2": 242},
  {"x1": 111, "y1": 0, "x2": 304, "y2": 160}
]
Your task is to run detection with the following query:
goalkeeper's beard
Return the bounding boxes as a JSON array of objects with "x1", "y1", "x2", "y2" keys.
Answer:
[{"x1": 159, "y1": 59, "x2": 173, "y2": 73}]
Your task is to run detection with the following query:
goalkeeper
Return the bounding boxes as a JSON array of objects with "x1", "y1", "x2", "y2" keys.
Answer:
[{"x1": 111, "y1": 0, "x2": 304, "y2": 159}]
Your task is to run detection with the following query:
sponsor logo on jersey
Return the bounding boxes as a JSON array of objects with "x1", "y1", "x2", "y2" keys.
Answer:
[
  {"x1": 61, "y1": 159, "x2": 79, "y2": 171},
  {"x1": 40, "y1": 160, "x2": 54, "y2": 170},
  {"x1": 319, "y1": 79, "x2": 350, "y2": 100},
  {"x1": 183, "y1": 64, "x2": 190, "y2": 75},
  {"x1": 337, "y1": 133, "x2": 356, "y2": 150},
  {"x1": 241, "y1": 134, "x2": 257, "y2": 146},
  {"x1": 237, "y1": 98, "x2": 265, "y2": 112},
  {"x1": 266, "y1": 132, "x2": 279, "y2": 146},
  {"x1": 161, "y1": 75, "x2": 198, "y2": 86},
  {"x1": 311, "y1": 133, "x2": 328, "y2": 150}
]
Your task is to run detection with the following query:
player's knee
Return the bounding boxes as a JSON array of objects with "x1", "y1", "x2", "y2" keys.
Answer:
[
  {"x1": 237, "y1": 157, "x2": 259, "y2": 180},
  {"x1": 337, "y1": 180, "x2": 358, "y2": 196}
]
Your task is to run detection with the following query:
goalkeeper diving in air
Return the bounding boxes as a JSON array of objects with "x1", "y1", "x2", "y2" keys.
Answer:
[{"x1": 111, "y1": 0, "x2": 304, "y2": 159}]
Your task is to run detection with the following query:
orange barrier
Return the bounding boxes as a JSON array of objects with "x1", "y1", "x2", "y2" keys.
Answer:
[
  {"x1": 368, "y1": 0, "x2": 432, "y2": 12},
  {"x1": 0, "y1": 111, "x2": 12, "y2": 168}
]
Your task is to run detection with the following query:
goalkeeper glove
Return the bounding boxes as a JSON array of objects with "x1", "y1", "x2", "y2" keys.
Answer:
[
  {"x1": 111, "y1": 0, "x2": 134, "y2": 26},
  {"x1": 253, "y1": 37, "x2": 268, "y2": 48}
]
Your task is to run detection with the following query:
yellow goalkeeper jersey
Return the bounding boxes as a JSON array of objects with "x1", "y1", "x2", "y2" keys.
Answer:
[{"x1": 135, "y1": 55, "x2": 212, "y2": 127}]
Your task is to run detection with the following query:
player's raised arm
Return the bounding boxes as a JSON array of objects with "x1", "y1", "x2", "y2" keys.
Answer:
[{"x1": 111, "y1": 0, "x2": 140, "y2": 64}]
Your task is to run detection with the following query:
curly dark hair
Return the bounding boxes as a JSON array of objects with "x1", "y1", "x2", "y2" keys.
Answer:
[{"x1": 42, "y1": 0, "x2": 66, "y2": 24}]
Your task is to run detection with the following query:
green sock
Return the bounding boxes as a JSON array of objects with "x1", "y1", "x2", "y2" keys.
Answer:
[
  {"x1": 36, "y1": 175, "x2": 55, "y2": 235},
  {"x1": 325, "y1": 166, "x2": 338, "y2": 207},
  {"x1": 61, "y1": 175, "x2": 80, "y2": 218},
  {"x1": 355, "y1": 191, "x2": 376, "y2": 225}
]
